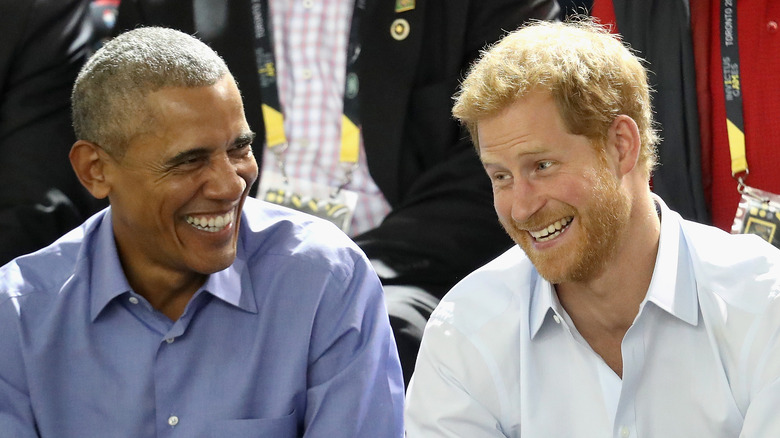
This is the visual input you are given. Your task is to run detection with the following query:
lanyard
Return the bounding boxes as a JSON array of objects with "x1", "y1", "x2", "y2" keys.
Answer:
[
  {"x1": 720, "y1": 0, "x2": 747, "y2": 180},
  {"x1": 249, "y1": 0, "x2": 364, "y2": 183}
]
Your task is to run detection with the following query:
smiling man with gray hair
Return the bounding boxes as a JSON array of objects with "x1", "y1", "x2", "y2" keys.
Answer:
[{"x1": 0, "y1": 27, "x2": 404, "y2": 438}]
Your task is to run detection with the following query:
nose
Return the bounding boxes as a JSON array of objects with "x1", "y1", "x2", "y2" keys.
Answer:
[
  {"x1": 508, "y1": 177, "x2": 544, "y2": 223},
  {"x1": 203, "y1": 154, "x2": 249, "y2": 200}
]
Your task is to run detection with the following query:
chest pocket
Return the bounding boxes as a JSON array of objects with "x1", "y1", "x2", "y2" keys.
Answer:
[{"x1": 210, "y1": 410, "x2": 299, "y2": 437}]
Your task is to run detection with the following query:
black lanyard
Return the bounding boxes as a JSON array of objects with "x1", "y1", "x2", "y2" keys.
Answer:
[
  {"x1": 249, "y1": 0, "x2": 364, "y2": 165},
  {"x1": 720, "y1": 0, "x2": 747, "y2": 178}
]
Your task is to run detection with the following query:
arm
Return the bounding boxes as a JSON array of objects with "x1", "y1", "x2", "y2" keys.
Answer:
[
  {"x1": 0, "y1": 0, "x2": 105, "y2": 265},
  {"x1": 0, "y1": 298, "x2": 38, "y2": 438},
  {"x1": 304, "y1": 251, "x2": 405, "y2": 437},
  {"x1": 355, "y1": 0, "x2": 559, "y2": 297},
  {"x1": 0, "y1": 372, "x2": 37, "y2": 438},
  {"x1": 405, "y1": 319, "x2": 508, "y2": 437},
  {"x1": 740, "y1": 378, "x2": 780, "y2": 436},
  {"x1": 737, "y1": 293, "x2": 780, "y2": 435}
]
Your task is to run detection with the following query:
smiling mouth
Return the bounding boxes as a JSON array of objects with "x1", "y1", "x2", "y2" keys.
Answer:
[
  {"x1": 186, "y1": 211, "x2": 235, "y2": 233},
  {"x1": 529, "y1": 216, "x2": 573, "y2": 242}
]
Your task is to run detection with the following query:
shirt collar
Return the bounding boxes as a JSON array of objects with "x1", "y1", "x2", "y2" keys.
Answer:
[
  {"x1": 90, "y1": 210, "x2": 133, "y2": 321},
  {"x1": 529, "y1": 271, "x2": 560, "y2": 339},
  {"x1": 200, "y1": 247, "x2": 258, "y2": 314},
  {"x1": 527, "y1": 194, "x2": 699, "y2": 337},
  {"x1": 643, "y1": 195, "x2": 699, "y2": 326},
  {"x1": 90, "y1": 209, "x2": 258, "y2": 321}
]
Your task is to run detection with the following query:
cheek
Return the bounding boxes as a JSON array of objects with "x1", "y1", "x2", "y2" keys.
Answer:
[
  {"x1": 239, "y1": 157, "x2": 259, "y2": 187},
  {"x1": 154, "y1": 180, "x2": 203, "y2": 215},
  {"x1": 493, "y1": 191, "x2": 513, "y2": 219}
]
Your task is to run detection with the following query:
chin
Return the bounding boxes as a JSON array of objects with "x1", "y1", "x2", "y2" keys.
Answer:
[
  {"x1": 189, "y1": 249, "x2": 237, "y2": 275},
  {"x1": 506, "y1": 225, "x2": 593, "y2": 284}
]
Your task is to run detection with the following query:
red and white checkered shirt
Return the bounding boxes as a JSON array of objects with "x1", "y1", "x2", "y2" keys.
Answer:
[{"x1": 260, "y1": 0, "x2": 391, "y2": 235}]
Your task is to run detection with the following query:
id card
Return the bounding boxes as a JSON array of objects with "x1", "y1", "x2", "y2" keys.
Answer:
[
  {"x1": 732, "y1": 186, "x2": 780, "y2": 249},
  {"x1": 257, "y1": 171, "x2": 359, "y2": 234}
]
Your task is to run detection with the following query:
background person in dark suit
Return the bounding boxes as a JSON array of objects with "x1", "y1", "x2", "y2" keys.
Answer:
[
  {"x1": 114, "y1": 0, "x2": 560, "y2": 386},
  {"x1": 0, "y1": 0, "x2": 106, "y2": 266}
]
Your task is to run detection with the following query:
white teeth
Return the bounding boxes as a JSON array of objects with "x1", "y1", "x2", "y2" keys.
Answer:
[
  {"x1": 529, "y1": 217, "x2": 572, "y2": 242},
  {"x1": 186, "y1": 211, "x2": 235, "y2": 233}
]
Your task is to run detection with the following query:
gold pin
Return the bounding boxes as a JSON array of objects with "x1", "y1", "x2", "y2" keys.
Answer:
[
  {"x1": 390, "y1": 18, "x2": 410, "y2": 41},
  {"x1": 395, "y1": 0, "x2": 415, "y2": 13}
]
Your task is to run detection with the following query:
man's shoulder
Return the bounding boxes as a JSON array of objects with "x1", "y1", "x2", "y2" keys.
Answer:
[
  {"x1": 0, "y1": 216, "x2": 97, "y2": 308},
  {"x1": 239, "y1": 198, "x2": 367, "y2": 277},
  {"x1": 430, "y1": 245, "x2": 536, "y2": 332},
  {"x1": 680, "y1": 218, "x2": 780, "y2": 305},
  {"x1": 681, "y1": 218, "x2": 780, "y2": 273}
]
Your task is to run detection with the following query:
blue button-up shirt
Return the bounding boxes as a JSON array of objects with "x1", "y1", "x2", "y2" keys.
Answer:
[{"x1": 0, "y1": 198, "x2": 404, "y2": 437}]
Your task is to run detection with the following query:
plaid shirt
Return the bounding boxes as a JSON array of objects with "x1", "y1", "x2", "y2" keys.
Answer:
[{"x1": 260, "y1": 0, "x2": 391, "y2": 235}]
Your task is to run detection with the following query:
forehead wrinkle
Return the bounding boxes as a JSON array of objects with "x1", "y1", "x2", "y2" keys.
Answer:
[{"x1": 480, "y1": 138, "x2": 550, "y2": 166}]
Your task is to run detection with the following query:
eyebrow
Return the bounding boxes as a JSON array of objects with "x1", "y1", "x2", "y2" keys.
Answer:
[
  {"x1": 235, "y1": 131, "x2": 256, "y2": 146},
  {"x1": 163, "y1": 131, "x2": 257, "y2": 167},
  {"x1": 164, "y1": 148, "x2": 210, "y2": 167},
  {"x1": 480, "y1": 146, "x2": 550, "y2": 164}
]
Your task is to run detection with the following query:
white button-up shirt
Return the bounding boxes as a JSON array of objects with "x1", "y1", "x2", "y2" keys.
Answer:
[{"x1": 405, "y1": 197, "x2": 780, "y2": 437}]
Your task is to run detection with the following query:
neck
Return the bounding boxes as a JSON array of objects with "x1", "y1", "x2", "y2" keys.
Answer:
[
  {"x1": 555, "y1": 191, "x2": 660, "y2": 376},
  {"x1": 558, "y1": 192, "x2": 660, "y2": 327},
  {"x1": 119, "y1": 257, "x2": 206, "y2": 321}
]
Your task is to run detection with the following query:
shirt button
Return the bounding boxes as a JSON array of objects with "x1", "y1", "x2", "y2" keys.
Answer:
[
  {"x1": 165, "y1": 338, "x2": 175, "y2": 344},
  {"x1": 301, "y1": 69, "x2": 312, "y2": 80},
  {"x1": 552, "y1": 314, "x2": 561, "y2": 324},
  {"x1": 128, "y1": 297, "x2": 139, "y2": 305},
  {"x1": 302, "y1": 0, "x2": 313, "y2": 9},
  {"x1": 619, "y1": 426, "x2": 630, "y2": 438},
  {"x1": 168, "y1": 415, "x2": 179, "y2": 426},
  {"x1": 768, "y1": 21, "x2": 778, "y2": 33}
]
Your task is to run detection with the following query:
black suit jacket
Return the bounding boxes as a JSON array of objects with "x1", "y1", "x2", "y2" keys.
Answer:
[
  {"x1": 115, "y1": 0, "x2": 559, "y2": 297},
  {"x1": 0, "y1": 0, "x2": 106, "y2": 266}
]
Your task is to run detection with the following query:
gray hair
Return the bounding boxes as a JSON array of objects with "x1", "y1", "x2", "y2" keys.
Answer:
[{"x1": 71, "y1": 27, "x2": 230, "y2": 157}]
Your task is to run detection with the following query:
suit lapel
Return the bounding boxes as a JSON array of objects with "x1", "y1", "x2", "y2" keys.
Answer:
[{"x1": 360, "y1": 0, "x2": 425, "y2": 203}]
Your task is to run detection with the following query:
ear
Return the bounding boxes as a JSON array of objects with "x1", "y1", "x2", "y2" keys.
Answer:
[
  {"x1": 69, "y1": 140, "x2": 111, "y2": 199},
  {"x1": 606, "y1": 115, "x2": 642, "y2": 177}
]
